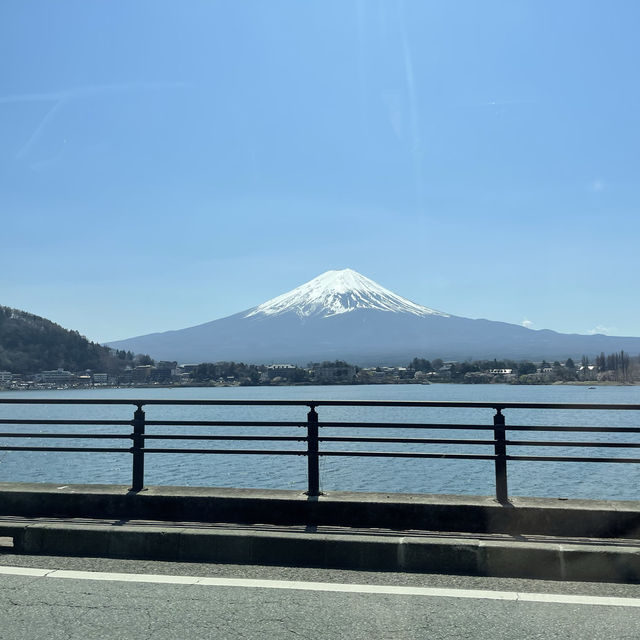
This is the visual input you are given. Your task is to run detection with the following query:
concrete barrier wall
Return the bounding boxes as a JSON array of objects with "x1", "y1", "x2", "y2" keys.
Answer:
[{"x1": 2, "y1": 482, "x2": 640, "y2": 539}]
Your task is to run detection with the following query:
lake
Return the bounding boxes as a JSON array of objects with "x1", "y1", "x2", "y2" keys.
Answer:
[{"x1": 1, "y1": 384, "x2": 639, "y2": 501}]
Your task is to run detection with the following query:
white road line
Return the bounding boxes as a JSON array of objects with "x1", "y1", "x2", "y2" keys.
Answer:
[
  {"x1": 0, "y1": 566, "x2": 51, "y2": 577},
  {"x1": 1, "y1": 565, "x2": 639, "y2": 608}
]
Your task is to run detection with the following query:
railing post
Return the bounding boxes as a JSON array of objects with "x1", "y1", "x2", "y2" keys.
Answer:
[
  {"x1": 493, "y1": 408, "x2": 508, "y2": 503},
  {"x1": 130, "y1": 403, "x2": 146, "y2": 492},
  {"x1": 306, "y1": 404, "x2": 320, "y2": 497}
]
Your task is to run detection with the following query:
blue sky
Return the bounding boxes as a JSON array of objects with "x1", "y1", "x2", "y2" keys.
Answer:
[{"x1": 2, "y1": 1, "x2": 639, "y2": 343}]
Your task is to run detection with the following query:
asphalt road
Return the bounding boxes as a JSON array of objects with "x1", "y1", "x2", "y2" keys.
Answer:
[{"x1": 1, "y1": 551, "x2": 640, "y2": 639}]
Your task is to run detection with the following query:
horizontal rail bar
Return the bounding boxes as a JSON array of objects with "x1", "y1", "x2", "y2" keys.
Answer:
[
  {"x1": 143, "y1": 434, "x2": 305, "y2": 442},
  {"x1": 507, "y1": 440, "x2": 640, "y2": 448},
  {"x1": 507, "y1": 455, "x2": 640, "y2": 464},
  {"x1": 0, "y1": 419, "x2": 132, "y2": 426},
  {"x1": 144, "y1": 448, "x2": 496, "y2": 460},
  {"x1": 0, "y1": 399, "x2": 315, "y2": 406},
  {"x1": 319, "y1": 451, "x2": 497, "y2": 460},
  {"x1": 319, "y1": 436, "x2": 496, "y2": 445},
  {"x1": 3, "y1": 446, "x2": 637, "y2": 462},
  {"x1": 0, "y1": 446, "x2": 130, "y2": 453},
  {"x1": 0, "y1": 433, "x2": 131, "y2": 439},
  {"x1": 2, "y1": 398, "x2": 640, "y2": 410},
  {"x1": 2, "y1": 418, "x2": 638, "y2": 433},
  {"x1": 145, "y1": 421, "x2": 304, "y2": 427},
  {"x1": 495, "y1": 425, "x2": 640, "y2": 433},
  {"x1": 2, "y1": 434, "x2": 636, "y2": 447},
  {"x1": 143, "y1": 448, "x2": 305, "y2": 455},
  {"x1": 318, "y1": 422, "x2": 640, "y2": 433},
  {"x1": 319, "y1": 422, "x2": 495, "y2": 430}
]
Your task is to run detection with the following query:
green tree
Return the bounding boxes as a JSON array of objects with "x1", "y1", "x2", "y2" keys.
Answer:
[
  {"x1": 517, "y1": 362, "x2": 537, "y2": 375},
  {"x1": 410, "y1": 358, "x2": 432, "y2": 372}
]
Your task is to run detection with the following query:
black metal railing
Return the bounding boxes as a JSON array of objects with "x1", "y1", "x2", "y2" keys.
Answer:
[{"x1": 1, "y1": 398, "x2": 640, "y2": 502}]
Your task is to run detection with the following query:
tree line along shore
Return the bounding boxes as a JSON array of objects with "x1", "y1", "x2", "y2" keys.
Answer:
[{"x1": 3, "y1": 351, "x2": 638, "y2": 390}]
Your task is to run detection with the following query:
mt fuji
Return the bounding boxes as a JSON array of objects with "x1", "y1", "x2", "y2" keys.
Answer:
[
  {"x1": 106, "y1": 269, "x2": 640, "y2": 365},
  {"x1": 245, "y1": 269, "x2": 448, "y2": 319}
]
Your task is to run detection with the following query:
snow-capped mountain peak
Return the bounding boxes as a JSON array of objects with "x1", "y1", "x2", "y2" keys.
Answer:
[{"x1": 244, "y1": 268, "x2": 449, "y2": 319}]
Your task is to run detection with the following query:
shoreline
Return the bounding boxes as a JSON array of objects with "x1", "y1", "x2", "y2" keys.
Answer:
[{"x1": 1, "y1": 380, "x2": 638, "y2": 393}]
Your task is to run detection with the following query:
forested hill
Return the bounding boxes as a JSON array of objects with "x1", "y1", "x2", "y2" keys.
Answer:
[{"x1": 0, "y1": 306, "x2": 135, "y2": 374}]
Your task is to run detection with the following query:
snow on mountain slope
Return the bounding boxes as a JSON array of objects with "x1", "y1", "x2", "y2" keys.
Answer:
[{"x1": 244, "y1": 268, "x2": 449, "y2": 319}]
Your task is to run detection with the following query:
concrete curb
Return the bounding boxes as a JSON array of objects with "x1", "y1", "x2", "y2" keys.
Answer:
[{"x1": 7, "y1": 522, "x2": 640, "y2": 583}]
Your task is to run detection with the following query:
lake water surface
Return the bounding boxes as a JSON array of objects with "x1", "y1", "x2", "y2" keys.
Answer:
[{"x1": 1, "y1": 384, "x2": 639, "y2": 501}]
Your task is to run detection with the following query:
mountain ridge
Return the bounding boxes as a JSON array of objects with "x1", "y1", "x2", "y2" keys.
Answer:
[
  {"x1": 0, "y1": 305, "x2": 139, "y2": 374},
  {"x1": 105, "y1": 269, "x2": 640, "y2": 365}
]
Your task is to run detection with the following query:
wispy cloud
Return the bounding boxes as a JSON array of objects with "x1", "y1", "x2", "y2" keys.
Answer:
[
  {"x1": 0, "y1": 81, "x2": 190, "y2": 107},
  {"x1": 16, "y1": 98, "x2": 68, "y2": 159},
  {"x1": 397, "y1": 0, "x2": 423, "y2": 203},
  {"x1": 476, "y1": 98, "x2": 533, "y2": 107},
  {"x1": 0, "y1": 82, "x2": 190, "y2": 160},
  {"x1": 355, "y1": 0, "x2": 369, "y2": 142},
  {"x1": 382, "y1": 92, "x2": 404, "y2": 140},
  {"x1": 522, "y1": 318, "x2": 534, "y2": 329},
  {"x1": 0, "y1": 91, "x2": 65, "y2": 105},
  {"x1": 457, "y1": 98, "x2": 535, "y2": 113},
  {"x1": 28, "y1": 144, "x2": 68, "y2": 171}
]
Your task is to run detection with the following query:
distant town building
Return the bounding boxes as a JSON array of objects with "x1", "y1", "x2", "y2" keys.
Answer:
[
  {"x1": 152, "y1": 361, "x2": 178, "y2": 382},
  {"x1": 93, "y1": 373, "x2": 108, "y2": 384},
  {"x1": 312, "y1": 362, "x2": 356, "y2": 383},
  {"x1": 267, "y1": 364, "x2": 296, "y2": 372},
  {"x1": 0, "y1": 371, "x2": 12, "y2": 384},
  {"x1": 36, "y1": 369, "x2": 75, "y2": 383},
  {"x1": 265, "y1": 364, "x2": 298, "y2": 381},
  {"x1": 179, "y1": 364, "x2": 199, "y2": 374},
  {"x1": 437, "y1": 365, "x2": 452, "y2": 379},
  {"x1": 132, "y1": 365, "x2": 153, "y2": 382},
  {"x1": 119, "y1": 367, "x2": 134, "y2": 383}
]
